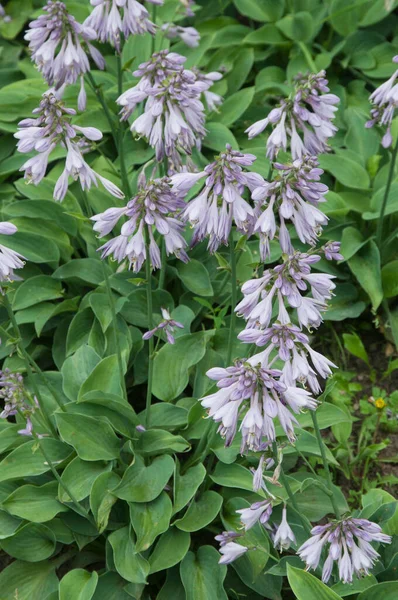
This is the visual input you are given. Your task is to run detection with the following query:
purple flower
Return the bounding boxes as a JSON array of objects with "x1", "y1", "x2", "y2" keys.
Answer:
[
  {"x1": 0, "y1": 371, "x2": 41, "y2": 439},
  {"x1": 218, "y1": 541, "x2": 248, "y2": 564},
  {"x1": 237, "y1": 499, "x2": 273, "y2": 531},
  {"x1": 142, "y1": 307, "x2": 184, "y2": 344},
  {"x1": 298, "y1": 517, "x2": 392, "y2": 584},
  {"x1": 252, "y1": 156, "x2": 329, "y2": 258},
  {"x1": 0, "y1": 223, "x2": 25, "y2": 287},
  {"x1": 274, "y1": 506, "x2": 296, "y2": 551},
  {"x1": 15, "y1": 90, "x2": 123, "y2": 202},
  {"x1": 366, "y1": 57, "x2": 398, "y2": 147},
  {"x1": 170, "y1": 144, "x2": 264, "y2": 252},
  {"x1": 25, "y1": 1, "x2": 105, "y2": 109},
  {"x1": 93, "y1": 174, "x2": 188, "y2": 272},
  {"x1": 0, "y1": 3, "x2": 11, "y2": 22},
  {"x1": 246, "y1": 71, "x2": 339, "y2": 159},
  {"x1": 162, "y1": 23, "x2": 200, "y2": 47},
  {"x1": 84, "y1": 0, "x2": 160, "y2": 51}
]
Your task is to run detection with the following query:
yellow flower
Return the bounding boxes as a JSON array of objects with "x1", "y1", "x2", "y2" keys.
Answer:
[{"x1": 375, "y1": 397, "x2": 386, "y2": 409}]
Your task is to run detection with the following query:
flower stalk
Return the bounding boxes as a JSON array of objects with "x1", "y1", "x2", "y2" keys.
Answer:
[{"x1": 311, "y1": 410, "x2": 341, "y2": 519}]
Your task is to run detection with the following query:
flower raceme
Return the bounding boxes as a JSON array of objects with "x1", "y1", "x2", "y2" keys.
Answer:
[
  {"x1": 84, "y1": 0, "x2": 161, "y2": 51},
  {"x1": 161, "y1": 23, "x2": 200, "y2": 48},
  {"x1": 298, "y1": 518, "x2": 392, "y2": 584},
  {"x1": 366, "y1": 55, "x2": 398, "y2": 148},
  {"x1": 92, "y1": 174, "x2": 188, "y2": 272},
  {"x1": 14, "y1": 90, "x2": 124, "y2": 202},
  {"x1": 0, "y1": 222, "x2": 25, "y2": 289},
  {"x1": 142, "y1": 308, "x2": 184, "y2": 344},
  {"x1": 246, "y1": 70, "x2": 339, "y2": 159},
  {"x1": 25, "y1": 0, "x2": 105, "y2": 110},
  {"x1": 170, "y1": 144, "x2": 264, "y2": 252}
]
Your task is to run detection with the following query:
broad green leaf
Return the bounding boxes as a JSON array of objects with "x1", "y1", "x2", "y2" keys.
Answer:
[
  {"x1": 119, "y1": 288, "x2": 174, "y2": 328},
  {"x1": 340, "y1": 227, "x2": 367, "y2": 262},
  {"x1": 213, "y1": 87, "x2": 255, "y2": 127},
  {"x1": 149, "y1": 527, "x2": 191, "y2": 574},
  {"x1": 90, "y1": 471, "x2": 120, "y2": 533},
  {"x1": 1, "y1": 523, "x2": 56, "y2": 562},
  {"x1": 12, "y1": 276, "x2": 63, "y2": 310},
  {"x1": 331, "y1": 575, "x2": 377, "y2": 597},
  {"x1": 180, "y1": 546, "x2": 228, "y2": 600},
  {"x1": 210, "y1": 462, "x2": 258, "y2": 493},
  {"x1": 60, "y1": 570, "x2": 98, "y2": 600},
  {"x1": 0, "y1": 509, "x2": 22, "y2": 539},
  {"x1": 176, "y1": 259, "x2": 213, "y2": 297},
  {"x1": 330, "y1": 0, "x2": 365, "y2": 36},
  {"x1": 227, "y1": 49, "x2": 254, "y2": 94},
  {"x1": 243, "y1": 23, "x2": 287, "y2": 45},
  {"x1": 3, "y1": 481, "x2": 67, "y2": 522},
  {"x1": 78, "y1": 355, "x2": 124, "y2": 399},
  {"x1": 130, "y1": 492, "x2": 172, "y2": 551},
  {"x1": 61, "y1": 345, "x2": 101, "y2": 402},
  {"x1": 135, "y1": 429, "x2": 190, "y2": 456},
  {"x1": 233, "y1": 0, "x2": 284, "y2": 21},
  {"x1": 287, "y1": 564, "x2": 342, "y2": 599},
  {"x1": 139, "y1": 403, "x2": 188, "y2": 432},
  {"x1": 382, "y1": 260, "x2": 398, "y2": 298},
  {"x1": 0, "y1": 231, "x2": 60, "y2": 263},
  {"x1": 91, "y1": 572, "x2": 132, "y2": 600},
  {"x1": 175, "y1": 491, "x2": 223, "y2": 532},
  {"x1": 210, "y1": 25, "x2": 251, "y2": 49},
  {"x1": 114, "y1": 455, "x2": 174, "y2": 502},
  {"x1": 348, "y1": 241, "x2": 383, "y2": 310},
  {"x1": 343, "y1": 333, "x2": 369, "y2": 365},
  {"x1": 319, "y1": 153, "x2": 370, "y2": 190},
  {"x1": 55, "y1": 413, "x2": 120, "y2": 461},
  {"x1": 173, "y1": 462, "x2": 207, "y2": 515},
  {"x1": 58, "y1": 457, "x2": 111, "y2": 502},
  {"x1": 0, "y1": 439, "x2": 72, "y2": 482},
  {"x1": 276, "y1": 12, "x2": 314, "y2": 42},
  {"x1": 108, "y1": 526, "x2": 149, "y2": 584},
  {"x1": 203, "y1": 122, "x2": 238, "y2": 151},
  {"x1": 344, "y1": 108, "x2": 379, "y2": 164},
  {"x1": 153, "y1": 331, "x2": 213, "y2": 401},
  {"x1": 53, "y1": 259, "x2": 110, "y2": 285},
  {"x1": 0, "y1": 560, "x2": 58, "y2": 600},
  {"x1": 357, "y1": 582, "x2": 398, "y2": 600},
  {"x1": 324, "y1": 283, "x2": 366, "y2": 321}
]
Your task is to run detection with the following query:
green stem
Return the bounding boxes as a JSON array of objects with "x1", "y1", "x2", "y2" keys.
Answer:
[
  {"x1": 3, "y1": 294, "x2": 65, "y2": 415},
  {"x1": 226, "y1": 235, "x2": 237, "y2": 365},
  {"x1": 144, "y1": 228, "x2": 154, "y2": 428},
  {"x1": 101, "y1": 261, "x2": 128, "y2": 403},
  {"x1": 311, "y1": 411, "x2": 341, "y2": 519},
  {"x1": 116, "y1": 53, "x2": 131, "y2": 198},
  {"x1": 272, "y1": 442, "x2": 312, "y2": 536},
  {"x1": 298, "y1": 41, "x2": 317, "y2": 73},
  {"x1": 376, "y1": 137, "x2": 398, "y2": 249},
  {"x1": 86, "y1": 71, "x2": 118, "y2": 149}
]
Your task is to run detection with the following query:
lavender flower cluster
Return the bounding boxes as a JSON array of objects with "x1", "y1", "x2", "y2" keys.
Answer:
[
  {"x1": 366, "y1": 56, "x2": 398, "y2": 148},
  {"x1": 0, "y1": 370, "x2": 40, "y2": 437}
]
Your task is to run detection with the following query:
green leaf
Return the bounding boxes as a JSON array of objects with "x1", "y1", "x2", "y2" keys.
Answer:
[
  {"x1": 153, "y1": 331, "x2": 212, "y2": 401},
  {"x1": 60, "y1": 570, "x2": 98, "y2": 600},
  {"x1": 318, "y1": 153, "x2": 370, "y2": 190},
  {"x1": 173, "y1": 462, "x2": 207, "y2": 515},
  {"x1": 343, "y1": 333, "x2": 369, "y2": 366},
  {"x1": 233, "y1": 0, "x2": 285, "y2": 21},
  {"x1": 2, "y1": 481, "x2": 67, "y2": 522},
  {"x1": 287, "y1": 564, "x2": 342, "y2": 599},
  {"x1": 61, "y1": 345, "x2": 101, "y2": 402},
  {"x1": 90, "y1": 471, "x2": 120, "y2": 533},
  {"x1": 53, "y1": 259, "x2": 109, "y2": 285},
  {"x1": 1, "y1": 523, "x2": 56, "y2": 562},
  {"x1": 331, "y1": 575, "x2": 377, "y2": 597},
  {"x1": 0, "y1": 509, "x2": 21, "y2": 539},
  {"x1": 344, "y1": 108, "x2": 380, "y2": 164},
  {"x1": 210, "y1": 462, "x2": 258, "y2": 493},
  {"x1": 55, "y1": 413, "x2": 121, "y2": 461},
  {"x1": 149, "y1": 527, "x2": 191, "y2": 574},
  {"x1": 78, "y1": 355, "x2": 124, "y2": 399},
  {"x1": 140, "y1": 403, "x2": 188, "y2": 431},
  {"x1": 348, "y1": 241, "x2": 383, "y2": 310},
  {"x1": 130, "y1": 492, "x2": 172, "y2": 551},
  {"x1": 324, "y1": 283, "x2": 366, "y2": 321},
  {"x1": 0, "y1": 560, "x2": 58, "y2": 600},
  {"x1": 176, "y1": 259, "x2": 213, "y2": 296},
  {"x1": 66, "y1": 309, "x2": 95, "y2": 356},
  {"x1": 243, "y1": 23, "x2": 286, "y2": 45},
  {"x1": 340, "y1": 227, "x2": 368, "y2": 262},
  {"x1": 357, "y1": 582, "x2": 398, "y2": 600},
  {"x1": 212, "y1": 87, "x2": 255, "y2": 127},
  {"x1": 330, "y1": 0, "x2": 364, "y2": 36},
  {"x1": 227, "y1": 49, "x2": 254, "y2": 94},
  {"x1": 180, "y1": 546, "x2": 228, "y2": 600},
  {"x1": 91, "y1": 572, "x2": 132, "y2": 600},
  {"x1": 12, "y1": 276, "x2": 63, "y2": 310},
  {"x1": 108, "y1": 526, "x2": 149, "y2": 584},
  {"x1": 276, "y1": 12, "x2": 314, "y2": 42},
  {"x1": 114, "y1": 455, "x2": 174, "y2": 502},
  {"x1": 382, "y1": 260, "x2": 398, "y2": 298},
  {"x1": 135, "y1": 429, "x2": 190, "y2": 456},
  {"x1": 0, "y1": 439, "x2": 72, "y2": 482},
  {"x1": 0, "y1": 231, "x2": 60, "y2": 263},
  {"x1": 119, "y1": 288, "x2": 174, "y2": 328},
  {"x1": 58, "y1": 457, "x2": 111, "y2": 502},
  {"x1": 175, "y1": 491, "x2": 223, "y2": 532},
  {"x1": 203, "y1": 122, "x2": 238, "y2": 151}
]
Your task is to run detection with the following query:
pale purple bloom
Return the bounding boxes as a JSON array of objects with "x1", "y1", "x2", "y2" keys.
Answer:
[
  {"x1": 298, "y1": 517, "x2": 392, "y2": 584},
  {"x1": 15, "y1": 91, "x2": 123, "y2": 202},
  {"x1": 0, "y1": 223, "x2": 25, "y2": 287},
  {"x1": 323, "y1": 240, "x2": 343, "y2": 261},
  {"x1": 142, "y1": 307, "x2": 184, "y2": 344},
  {"x1": 237, "y1": 499, "x2": 273, "y2": 531},
  {"x1": 0, "y1": 3, "x2": 11, "y2": 22},
  {"x1": 0, "y1": 371, "x2": 40, "y2": 438},
  {"x1": 162, "y1": 23, "x2": 200, "y2": 47},
  {"x1": 84, "y1": 0, "x2": 160, "y2": 51},
  {"x1": 252, "y1": 156, "x2": 329, "y2": 258},
  {"x1": 274, "y1": 506, "x2": 296, "y2": 551},
  {"x1": 366, "y1": 57, "x2": 398, "y2": 148},
  {"x1": 218, "y1": 541, "x2": 248, "y2": 564},
  {"x1": 246, "y1": 71, "x2": 339, "y2": 159},
  {"x1": 170, "y1": 144, "x2": 264, "y2": 252},
  {"x1": 93, "y1": 175, "x2": 188, "y2": 272},
  {"x1": 25, "y1": 1, "x2": 105, "y2": 109}
]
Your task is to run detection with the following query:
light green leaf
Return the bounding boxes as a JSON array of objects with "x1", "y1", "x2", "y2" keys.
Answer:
[
  {"x1": 78, "y1": 355, "x2": 124, "y2": 399},
  {"x1": 0, "y1": 231, "x2": 60, "y2": 263},
  {"x1": 1, "y1": 523, "x2": 56, "y2": 562},
  {"x1": 0, "y1": 439, "x2": 72, "y2": 483},
  {"x1": 287, "y1": 564, "x2": 342, "y2": 599},
  {"x1": 58, "y1": 457, "x2": 111, "y2": 502},
  {"x1": 357, "y1": 582, "x2": 398, "y2": 600},
  {"x1": 233, "y1": 0, "x2": 284, "y2": 21},
  {"x1": 61, "y1": 345, "x2": 101, "y2": 402},
  {"x1": 324, "y1": 283, "x2": 366, "y2": 321},
  {"x1": 180, "y1": 546, "x2": 228, "y2": 600},
  {"x1": 340, "y1": 227, "x2": 368, "y2": 262},
  {"x1": 114, "y1": 455, "x2": 174, "y2": 502},
  {"x1": 276, "y1": 12, "x2": 314, "y2": 42},
  {"x1": 149, "y1": 527, "x2": 191, "y2": 574},
  {"x1": 173, "y1": 462, "x2": 207, "y2": 515},
  {"x1": 108, "y1": 526, "x2": 149, "y2": 584},
  {"x1": 53, "y1": 259, "x2": 109, "y2": 285},
  {"x1": 90, "y1": 471, "x2": 120, "y2": 533},
  {"x1": 91, "y1": 572, "x2": 132, "y2": 600},
  {"x1": 348, "y1": 241, "x2": 383, "y2": 310},
  {"x1": 55, "y1": 413, "x2": 120, "y2": 461},
  {"x1": 12, "y1": 276, "x2": 63, "y2": 311},
  {"x1": 135, "y1": 429, "x2": 190, "y2": 456},
  {"x1": 332, "y1": 575, "x2": 378, "y2": 597},
  {"x1": 318, "y1": 152, "x2": 370, "y2": 190},
  {"x1": 0, "y1": 560, "x2": 58, "y2": 600},
  {"x1": 343, "y1": 333, "x2": 369, "y2": 366},
  {"x1": 382, "y1": 260, "x2": 398, "y2": 298},
  {"x1": 213, "y1": 87, "x2": 255, "y2": 127},
  {"x1": 0, "y1": 509, "x2": 22, "y2": 539},
  {"x1": 130, "y1": 492, "x2": 172, "y2": 551},
  {"x1": 60, "y1": 569, "x2": 98, "y2": 600},
  {"x1": 2, "y1": 481, "x2": 67, "y2": 522},
  {"x1": 176, "y1": 259, "x2": 213, "y2": 297},
  {"x1": 203, "y1": 122, "x2": 238, "y2": 151},
  {"x1": 175, "y1": 491, "x2": 223, "y2": 532}
]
